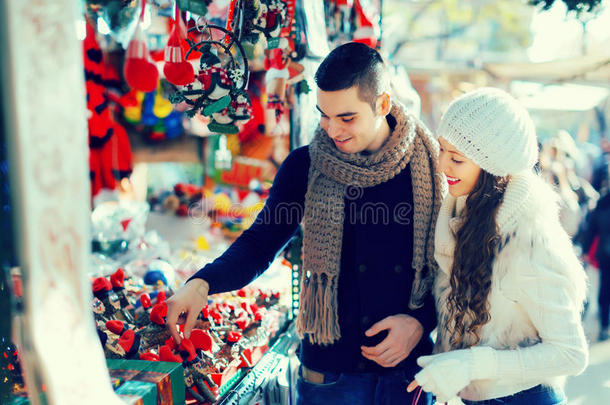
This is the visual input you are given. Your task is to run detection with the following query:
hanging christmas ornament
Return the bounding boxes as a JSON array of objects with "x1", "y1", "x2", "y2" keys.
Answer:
[
  {"x1": 230, "y1": 90, "x2": 253, "y2": 125},
  {"x1": 260, "y1": 0, "x2": 304, "y2": 122},
  {"x1": 169, "y1": 21, "x2": 251, "y2": 135},
  {"x1": 124, "y1": 0, "x2": 159, "y2": 92},
  {"x1": 226, "y1": 0, "x2": 265, "y2": 46},
  {"x1": 163, "y1": 6, "x2": 195, "y2": 86}
]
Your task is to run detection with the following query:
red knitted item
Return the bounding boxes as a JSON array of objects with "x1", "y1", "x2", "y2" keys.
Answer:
[
  {"x1": 110, "y1": 268, "x2": 125, "y2": 289},
  {"x1": 156, "y1": 290, "x2": 166, "y2": 304},
  {"x1": 165, "y1": 336, "x2": 178, "y2": 350},
  {"x1": 150, "y1": 302, "x2": 168, "y2": 325},
  {"x1": 92, "y1": 277, "x2": 111, "y2": 293},
  {"x1": 227, "y1": 331, "x2": 242, "y2": 343},
  {"x1": 124, "y1": 4, "x2": 158, "y2": 93},
  {"x1": 178, "y1": 338, "x2": 197, "y2": 362},
  {"x1": 190, "y1": 329, "x2": 213, "y2": 352},
  {"x1": 106, "y1": 320, "x2": 127, "y2": 335},
  {"x1": 140, "y1": 293, "x2": 152, "y2": 309},
  {"x1": 163, "y1": 15, "x2": 194, "y2": 86},
  {"x1": 159, "y1": 345, "x2": 183, "y2": 363},
  {"x1": 118, "y1": 329, "x2": 136, "y2": 352},
  {"x1": 140, "y1": 352, "x2": 160, "y2": 361}
]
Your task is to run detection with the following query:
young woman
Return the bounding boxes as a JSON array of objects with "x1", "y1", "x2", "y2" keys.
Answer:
[{"x1": 408, "y1": 88, "x2": 588, "y2": 404}]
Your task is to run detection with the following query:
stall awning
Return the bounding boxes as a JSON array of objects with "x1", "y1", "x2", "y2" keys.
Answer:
[{"x1": 484, "y1": 54, "x2": 610, "y2": 83}]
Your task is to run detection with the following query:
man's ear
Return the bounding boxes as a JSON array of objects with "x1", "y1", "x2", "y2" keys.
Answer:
[{"x1": 376, "y1": 93, "x2": 391, "y2": 116}]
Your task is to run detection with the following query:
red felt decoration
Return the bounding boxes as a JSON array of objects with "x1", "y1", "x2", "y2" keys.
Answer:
[
  {"x1": 106, "y1": 320, "x2": 127, "y2": 335},
  {"x1": 118, "y1": 329, "x2": 136, "y2": 352},
  {"x1": 140, "y1": 352, "x2": 160, "y2": 361},
  {"x1": 190, "y1": 329, "x2": 213, "y2": 352},
  {"x1": 178, "y1": 338, "x2": 197, "y2": 362},
  {"x1": 92, "y1": 277, "x2": 111, "y2": 293},
  {"x1": 165, "y1": 336, "x2": 178, "y2": 350},
  {"x1": 120, "y1": 219, "x2": 131, "y2": 232},
  {"x1": 110, "y1": 268, "x2": 125, "y2": 289},
  {"x1": 235, "y1": 317, "x2": 248, "y2": 331},
  {"x1": 163, "y1": 8, "x2": 194, "y2": 86},
  {"x1": 227, "y1": 331, "x2": 242, "y2": 343},
  {"x1": 149, "y1": 302, "x2": 168, "y2": 325},
  {"x1": 124, "y1": 2, "x2": 158, "y2": 92},
  {"x1": 156, "y1": 290, "x2": 166, "y2": 304},
  {"x1": 140, "y1": 293, "x2": 152, "y2": 309},
  {"x1": 159, "y1": 345, "x2": 183, "y2": 363}
]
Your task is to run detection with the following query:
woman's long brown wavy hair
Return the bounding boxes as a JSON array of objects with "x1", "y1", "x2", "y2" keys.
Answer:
[{"x1": 447, "y1": 170, "x2": 509, "y2": 349}]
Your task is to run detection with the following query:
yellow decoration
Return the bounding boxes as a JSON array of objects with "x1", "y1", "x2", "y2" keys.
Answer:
[
  {"x1": 226, "y1": 133, "x2": 241, "y2": 155},
  {"x1": 153, "y1": 83, "x2": 173, "y2": 118},
  {"x1": 214, "y1": 193, "x2": 232, "y2": 213},
  {"x1": 124, "y1": 106, "x2": 142, "y2": 122},
  {"x1": 195, "y1": 235, "x2": 210, "y2": 251}
]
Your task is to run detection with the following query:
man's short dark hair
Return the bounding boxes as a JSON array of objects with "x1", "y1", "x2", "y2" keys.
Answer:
[{"x1": 314, "y1": 42, "x2": 390, "y2": 108}]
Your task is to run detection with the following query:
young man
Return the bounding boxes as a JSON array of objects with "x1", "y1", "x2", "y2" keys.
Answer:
[{"x1": 166, "y1": 42, "x2": 444, "y2": 404}]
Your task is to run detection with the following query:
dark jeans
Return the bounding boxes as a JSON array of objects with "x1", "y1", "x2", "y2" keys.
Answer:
[
  {"x1": 461, "y1": 385, "x2": 566, "y2": 405},
  {"x1": 296, "y1": 366, "x2": 433, "y2": 405},
  {"x1": 600, "y1": 265, "x2": 610, "y2": 330}
]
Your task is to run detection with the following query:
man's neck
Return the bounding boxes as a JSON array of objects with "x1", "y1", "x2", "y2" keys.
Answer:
[{"x1": 365, "y1": 115, "x2": 392, "y2": 153}]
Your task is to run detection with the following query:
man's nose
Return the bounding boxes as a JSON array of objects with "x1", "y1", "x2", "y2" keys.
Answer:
[{"x1": 327, "y1": 120, "x2": 342, "y2": 139}]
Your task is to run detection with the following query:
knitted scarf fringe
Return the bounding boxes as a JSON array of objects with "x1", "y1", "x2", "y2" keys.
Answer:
[{"x1": 296, "y1": 101, "x2": 446, "y2": 345}]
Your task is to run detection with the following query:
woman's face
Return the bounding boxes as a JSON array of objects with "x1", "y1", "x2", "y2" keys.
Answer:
[{"x1": 438, "y1": 137, "x2": 482, "y2": 197}]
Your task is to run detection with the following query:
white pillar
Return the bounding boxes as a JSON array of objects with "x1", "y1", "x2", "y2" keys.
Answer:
[{"x1": 2, "y1": 1, "x2": 124, "y2": 404}]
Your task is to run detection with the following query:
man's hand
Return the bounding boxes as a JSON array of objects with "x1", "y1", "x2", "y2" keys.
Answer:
[
  {"x1": 166, "y1": 278, "x2": 210, "y2": 344},
  {"x1": 360, "y1": 314, "x2": 424, "y2": 368}
]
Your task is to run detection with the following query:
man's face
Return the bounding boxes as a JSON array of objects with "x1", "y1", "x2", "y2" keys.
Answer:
[{"x1": 317, "y1": 86, "x2": 387, "y2": 154}]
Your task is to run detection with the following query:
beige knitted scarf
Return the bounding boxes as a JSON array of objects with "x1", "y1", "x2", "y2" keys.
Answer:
[{"x1": 296, "y1": 102, "x2": 446, "y2": 345}]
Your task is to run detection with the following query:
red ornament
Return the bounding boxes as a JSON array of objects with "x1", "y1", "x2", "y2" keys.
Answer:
[
  {"x1": 140, "y1": 293, "x2": 152, "y2": 309},
  {"x1": 106, "y1": 320, "x2": 127, "y2": 335},
  {"x1": 110, "y1": 268, "x2": 125, "y2": 289},
  {"x1": 140, "y1": 352, "x2": 160, "y2": 361},
  {"x1": 178, "y1": 338, "x2": 198, "y2": 362},
  {"x1": 124, "y1": 2, "x2": 159, "y2": 92},
  {"x1": 190, "y1": 329, "x2": 213, "y2": 352},
  {"x1": 118, "y1": 329, "x2": 136, "y2": 352},
  {"x1": 227, "y1": 331, "x2": 242, "y2": 343},
  {"x1": 156, "y1": 290, "x2": 166, "y2": 304},
  {"x1": 150, "y1": 302, "x2": 168, "y2": 325},
  {"x1": 163, "y1": 9, "x2": 194, "y2": 86},
  {"x1": 92, "y1": 277, "x2": 111, "y2": 293},
  {"x1": 159, "y1": 345, "x2": 183, "y2": 363}
]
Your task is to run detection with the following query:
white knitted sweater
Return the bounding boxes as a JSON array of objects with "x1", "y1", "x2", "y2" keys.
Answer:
[{"x1": 433, "y1": 172, "x2": 588, "y2": 401}]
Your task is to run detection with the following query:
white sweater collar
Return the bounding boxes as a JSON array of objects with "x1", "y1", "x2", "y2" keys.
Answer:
[{"x1": 496, "y1": 172, "x2": 535, "y2": 233}]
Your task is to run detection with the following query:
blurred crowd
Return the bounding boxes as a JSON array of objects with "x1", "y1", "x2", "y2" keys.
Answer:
[{"x1": 539, "y1": 132, "x2": 610, "y2": 342}]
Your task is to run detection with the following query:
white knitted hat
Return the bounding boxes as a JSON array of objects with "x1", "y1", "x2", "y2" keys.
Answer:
[{"x1": 437, "y1": 87, "x2": 538, "y2": 177}]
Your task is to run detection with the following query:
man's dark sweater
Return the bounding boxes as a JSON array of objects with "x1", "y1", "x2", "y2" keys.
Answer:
[{"x1": 191, "y1": 140, "x2": 436, "y2": 377}]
